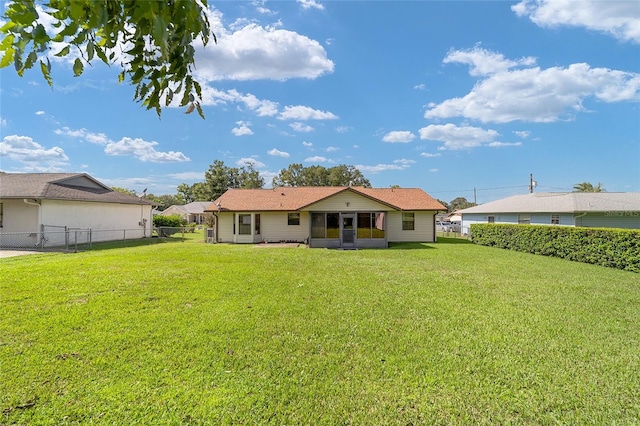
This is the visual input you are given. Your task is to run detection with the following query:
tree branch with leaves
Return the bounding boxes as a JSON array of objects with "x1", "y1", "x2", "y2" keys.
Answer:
[{"x1": 0, "y1": 0, "x2": 215, "y2": 117}]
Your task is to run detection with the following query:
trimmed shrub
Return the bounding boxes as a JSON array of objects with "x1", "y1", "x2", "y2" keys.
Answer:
[
  {"x1": 153, "y1": 214, "x2": 187, "y2": 237},
  {"x1": 470, "y1": 224, "x2": 640, "y2": 273}
]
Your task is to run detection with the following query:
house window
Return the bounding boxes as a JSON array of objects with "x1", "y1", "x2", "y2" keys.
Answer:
[
  {"x1": 288, "y1": 212, "x2": 300, "y2": 226},
  {"x1": 255, "y1": 214, "x2": 261, "y2": 235},
  {"x1": 239, "y1": 214, "x2": 251, "y2": 235},
  {"x1": 402, "y1": 212, "x2": 415, "y2": 230},
  {"x1": 487, "y1": 216, "x2": 495, "y2": 223},
  {"x1": 357, "y1": 213, "x2": 372, "y2": 238},
  {"x1": 551, "y1": 214, "x2": 560, "y2": 225},
  {"x1": 518, "y1": 214, "x2": 531, "y2": 224}
]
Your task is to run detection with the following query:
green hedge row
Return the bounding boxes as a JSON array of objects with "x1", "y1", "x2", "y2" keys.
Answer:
[{"x1": 470, "y1": 224, "x2": 640, "y2": 273}]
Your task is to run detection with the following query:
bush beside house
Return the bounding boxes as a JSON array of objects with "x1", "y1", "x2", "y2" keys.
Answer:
[{"x1": 470, "y1": 223, "x2": 640, "y2": 272}]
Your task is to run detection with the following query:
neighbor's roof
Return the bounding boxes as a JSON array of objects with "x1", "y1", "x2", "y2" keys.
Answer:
[
  {"x1": 184, "y1": 201, "x2": 212, "y2": 214},
  {"x1": 0, "y1": 172, "x2": 154, "y2": 205},
  {"x1": 459, "y1": 192, "x2": 640, "y2": 214},
  {"x1": 206, "y1": 187, "x2": 445, "y2": 212}
]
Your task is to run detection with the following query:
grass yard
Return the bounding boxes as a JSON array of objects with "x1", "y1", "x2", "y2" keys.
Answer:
[{"x1": 2, "y1": 236, "x2": 639, "y2": 424}]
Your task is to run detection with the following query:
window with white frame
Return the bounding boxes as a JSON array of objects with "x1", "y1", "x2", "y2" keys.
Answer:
[
  {"x1": 239, "y1": 214, "x2": 252, "y2": 235},
  {"x1": 288, "y1": 212, "x2": 300, "y2": 226},
  {"x1": 487, "y1": 216, "x2": 495, "y2": 223},
  {"x1": 551, "y1": 214, "x2": 560, "y2": 225},
  {"x1": 402, "y1": 212, "x2": 415, "y2": 230}
]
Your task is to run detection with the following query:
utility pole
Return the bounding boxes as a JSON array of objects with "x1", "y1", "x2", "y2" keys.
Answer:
[
  {"x1": 473, "y1": 187, "x2": 477, "y2": 204},
  {"x1": 529, "y1": 173, "x2": 537, "y2": 193}
]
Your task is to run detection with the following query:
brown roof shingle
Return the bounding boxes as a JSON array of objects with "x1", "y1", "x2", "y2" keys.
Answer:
[{"x1": 206, "y1": 187, "x2": 445, "y2": 212}]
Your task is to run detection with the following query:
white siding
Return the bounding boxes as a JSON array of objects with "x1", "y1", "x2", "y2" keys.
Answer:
[
  {"x1": 303, "y1": 191, "x2": 390, "y2": 212},
  {"x1": 386, "y1": 211, "x2": 436, "y2": 242},
  {"x1": 260, "y1": 212, "x2": 309, "y2": 243},
  {"x1": 579, "y1": 212, "x2": 640, "y2": 229},
  {"x1": 215, "y1": 211, "x2": 310, "y2": 243}
]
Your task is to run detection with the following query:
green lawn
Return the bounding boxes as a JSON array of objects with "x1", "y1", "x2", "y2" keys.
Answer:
[{"x1": 2, "y1": 237, "x2": 639, "y2": 424}]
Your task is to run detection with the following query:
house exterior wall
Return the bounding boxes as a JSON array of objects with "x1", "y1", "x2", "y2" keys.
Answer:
[
  {"x1": 302, "y1": 191, "x2": 390, "y2": 212},
  {"x1": 215, "y1": 211, "x2": 310, "y2": 243},
  {"x1": 578, "y1": 212, "x2": 640, "y2": 229},
  {"x1": 1, "y1": 199, "x2": 40, "y2": 233},
  {"x1": 386, "y1": 211, "x2": 436, "y2": 242}
]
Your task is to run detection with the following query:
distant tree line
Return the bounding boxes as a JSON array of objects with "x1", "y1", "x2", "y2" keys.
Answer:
[{"x1": 113, "y1": 160, "x2": 372, "y2": 210}]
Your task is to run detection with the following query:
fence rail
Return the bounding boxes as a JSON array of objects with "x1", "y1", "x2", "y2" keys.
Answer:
[{"x1": 0, "y1": 226, "x2": 199, "y2": 252}]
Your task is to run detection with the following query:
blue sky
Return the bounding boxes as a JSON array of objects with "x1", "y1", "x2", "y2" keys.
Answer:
[{"x1": 1, "y1": 0, "x2": 639, "y2": 203}]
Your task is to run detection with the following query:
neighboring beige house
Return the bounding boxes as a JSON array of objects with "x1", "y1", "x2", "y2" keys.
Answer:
[
  {"x1": 0, "y1": 172, "x2": 155, "y2": 248},
  {"x1": 159, "y1": 201, "x2": 211, "y2": 224},
  {"x1": 205, "y1": 186, "x2": 445, "y2": 248}
]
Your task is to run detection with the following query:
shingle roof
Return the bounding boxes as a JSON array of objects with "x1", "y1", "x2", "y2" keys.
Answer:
[
  {"x1": 183, "y1": 201, "x2": 212, "y2": 214},
  {"x1": 0, "y1": 172, "x2": 154, "y2": 205},
  {"x1": 205, "y1": 187, "x2": 445, "y2": 212},
  {"x1": 459, "y1": 192, "x2": 640, "y2": 214}
]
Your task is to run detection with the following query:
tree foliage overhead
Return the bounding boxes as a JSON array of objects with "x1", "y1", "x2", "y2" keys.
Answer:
[
  {"x1": 272, "y1": 163, "x2": 371, "y2": 188},
  {"x1": 573, "y1": 182, "x2": 605, "y2": 192},
  {"x1": 0, "y1": 0, "x2": 214, "y2": 117},
  {"x1": 448, "y1": 197, "x2": 477, "y2": 212}
]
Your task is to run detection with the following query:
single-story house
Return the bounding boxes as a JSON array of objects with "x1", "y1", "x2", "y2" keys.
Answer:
[
  {"x1": 205, "y1": 186, "x2": 446, "y2": 248},
  {"x1": 160, "y1": 201, "x2": 211, "y2": 224},
  {"x1": 459, "y1": 192, "x2": 640, "y2": 234},
  {"x1": 0, "y1": 172, "x2": 155, "y2": 248}
]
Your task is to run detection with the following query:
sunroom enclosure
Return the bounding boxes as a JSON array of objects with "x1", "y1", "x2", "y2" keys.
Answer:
[{"x1": 221, "y1": 211, "x2": 388, "y2": 248}]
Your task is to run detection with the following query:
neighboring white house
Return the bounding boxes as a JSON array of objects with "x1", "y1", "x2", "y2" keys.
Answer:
[
  {"x1": 0, "y1": 172, "x2": 155, "y2": 248},
  {"x1": 205, "y1": 186, "x2": 446, "y2": 248},
  {"x1": 160, "y1": 201, "x2": 211, "y2": 224},
  {"x1": 459, "y1": 192, "x2": 640, "y2": 234}
]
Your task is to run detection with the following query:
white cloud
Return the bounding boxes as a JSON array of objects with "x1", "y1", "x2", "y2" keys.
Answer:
[
  {"x1": 54, "y1": 127, "x2": 110, "y2": 144},
  {"x1": 199, "y1": 87, "x2": 279, "y2": 117},
  {"x1": 169, "y1": 172, "x2": 205, "y2": 181},
  {"x1": 382, "y1": 131, "x2": 416, "y2": 143},
  {"x1": 326, "y1": 146, "x2": 339, "y2": 152},
  {"x1": 394, "y1": 158, "x2": 416, "y2": 166},
  {"x1": 443, "y1": 45, "x2": 536, "y2": 76},
  {"x1": 279, "y1": 105, "x2": 338, "y2": 120},
  {"x1": 419, "y1": 123, "x2": 504, "y2": 150},
  {"x1": 231, "y1": 121, "x2": 254, "y2": 136},
  {"x1": 336, "y1": 126, "x2": 352, "y2": 133},
  {"x1": 104, "y1": 137, "x2": 190, "y2": 163},
  {"x1": 237, "y1": 157, "x2": 265, "y2": 168},
  {"x1": 429, "y1": 168, "x2": 439, "y2": 173},
  {"x1": 290, "y1": 122, "x2": 315, "y2": 132},
  {"x1": 487, "y1": 142, "x2": 523, "y2": 148},
  {"x1": 304, "y1": 156, "x2": 328, "y2": 163},
  {"x1": 268, "y1": 148, "x2": 290, "y2": 158},
  {"x1": 512, "y1": 0, "x2": 640, "y2": 44},
  {"x1": 414, "y1": 83, "x2": 426, "y2": 90},
  {"x1": 194, "y1": 15, "x2": 334, "y2": 81},
  {"x1": 35, "y1": 111, "x2": 45, "y2": 116},
  {"x1": 302, "y1": 141, "x2": 313, "y2": 147},
  {"x1": 514, "y1": 130, "x2": 531, "y2": 139},
  {"x1": 297, "y1": 0, "x2": 324, "y2": 11},
  {"x1": 420, "y1": 152, "x2": 442, "y2": 158},
  {"x1": 0, "y1": 134, "x2": 69, "y2": 170},
  {"x1": 355, "y1": 163, "x2": 407, "y2": 173},
  {"x1": 426, "y1": 49, "x2": 640, "y2": 123}
]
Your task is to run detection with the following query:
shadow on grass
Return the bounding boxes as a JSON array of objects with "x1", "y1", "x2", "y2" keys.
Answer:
[
  {"x1": 72, "y1": 235, "x2": 202, "y2": 253},
  {"x1": 388, "y1": 238, "x2": 473, "y2": 250}
]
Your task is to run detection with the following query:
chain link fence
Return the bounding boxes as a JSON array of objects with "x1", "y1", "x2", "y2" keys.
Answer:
[{"x1": 0, "y1": 226, "x2": 201, "y2": 252}]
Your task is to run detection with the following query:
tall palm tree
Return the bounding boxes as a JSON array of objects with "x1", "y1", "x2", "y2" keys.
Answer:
[{"x1": 573, "y1": 182, "x2": 605, "y2": 192}]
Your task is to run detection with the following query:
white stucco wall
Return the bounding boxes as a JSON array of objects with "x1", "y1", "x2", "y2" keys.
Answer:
[{"x1": 1, "y1": 199, "x2": 40, "y2": 233}]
